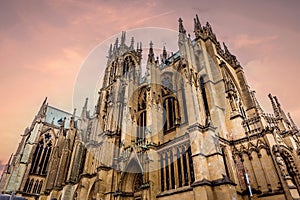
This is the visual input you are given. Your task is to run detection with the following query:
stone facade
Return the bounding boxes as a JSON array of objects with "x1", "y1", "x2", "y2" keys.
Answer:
[{"x1": 1, "y1": 15, "x2": 300, "y2": 200}]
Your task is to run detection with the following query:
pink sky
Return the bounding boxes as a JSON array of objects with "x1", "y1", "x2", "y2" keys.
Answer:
[{"x1": 1, "y1": 0, "x2": 300, "y2": 171}]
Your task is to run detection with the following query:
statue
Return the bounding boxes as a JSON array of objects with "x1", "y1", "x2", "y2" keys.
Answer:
[{"x1": 275, "y1": 152, "x2": 288, "y2": 177}]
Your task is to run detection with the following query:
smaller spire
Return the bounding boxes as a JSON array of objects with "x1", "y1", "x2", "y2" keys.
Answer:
[
  {"x1": 194, "y1": 14, "x2": 202, "y2": 38},
  {"x1": 130, "y1": 37, "x2": 134, "y2": 49},
  {"x1": 147, "y1": 41, "x2": 154, "y2": 63},
  {"x1": 268, "y1": 94, "x2": 280, "y2": 117},
  {"x1": 73, "y1": 108, "x2": 77, "y2": 117},
  {"x1": 121, "y1": 31, "x2": 126, "y2": 45},
  {"x1": 114, "y1": 37, "x2": 119, "y2": 50},
  {"x1": 161, "y1": 46, "x2": 167, "y2": 63},
  {"x1": 81, "y1": 98, "x2": 89, "y2": 118},
  {"x1": 108, "y1": 44, "x2": 112, "y2": 57},
  {"x1": 178, "y1": 18, "x2": 186, "y2": 34},
  {"x1": 223, "y1": 42, "x2": 230, "y2": 54}
]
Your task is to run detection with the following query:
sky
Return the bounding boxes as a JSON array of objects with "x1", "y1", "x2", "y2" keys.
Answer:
[{"x1": 0, "y1": 0, "x2": 300, "y2": 173}]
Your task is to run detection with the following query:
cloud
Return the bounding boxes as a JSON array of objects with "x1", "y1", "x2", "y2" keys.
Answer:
[{"x1": 232, "y1": 34, "x2": 278, "y2": 49}]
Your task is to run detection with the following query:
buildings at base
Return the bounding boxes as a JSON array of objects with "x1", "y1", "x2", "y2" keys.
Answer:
[{"x1": 1, "y1": 15, "x2": 300, "y2": 200}]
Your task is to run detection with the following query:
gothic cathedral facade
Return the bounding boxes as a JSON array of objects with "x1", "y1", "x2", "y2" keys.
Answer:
[{"x1": 1, "y1": 15, "x2": 300, "y2": 200}]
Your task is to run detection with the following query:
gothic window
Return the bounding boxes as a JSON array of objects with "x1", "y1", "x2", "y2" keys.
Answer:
[
  {"x1": 165, "y1": 152, "x2": 170, "y2": 190},
  {"x1": 182, "y1": 146, "x2": 189, "y2": 186},
  {"x1": 187, "y1": 147, "x2": 195, "y2": 183},
  {"x1": 123, "y1": 56, "x2": 135, "y2": 77},
  {"x1": 160, "y1": 145, "x2": 195, "y2": 192},
  {"x1": 200, "y1": 76, "x2": 210, "y2": 117},
  {"x1": 177, "y1": 149, "x2": 183, "y2": 187},
  {"x1": 27, "y1": 179, "x2": 34, "y2": 193},
  {"x1": 170, "y1": 151, "x2": 176, "y2": 189},
  {"x1": 23, "y1": 178, "x2": 29, "y2": 192},
  {"x1": 30, "y1": 133, "x2": 52, "y2": 176},
  {"x1": 33, "y1": 180, "x2": 39, "y2": 193},
  {"x1": 163, "y1": 97, "x2": 177, "y2": 132},
  {"x1": 137, "y1": 111, "x2": 146, "y2": 141},
  {"x1": 37, "y1": 181, "x2": 43, "y2": 194},
  {"x1": 160, "y1": 154, "x2": 165, "y2": 191}
]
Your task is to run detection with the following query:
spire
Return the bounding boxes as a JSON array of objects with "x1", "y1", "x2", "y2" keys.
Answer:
[
  {"x1": 274, "y1": 96, "x2": 289, "y2": 122},
  {"x1": 81, "y1": 98, "x2": 89, "y2": 118},
  {"x1": 108, "y1": 44, "x2": 112, "y2": 57},
  {"x1": 223, "y1": 42, "x2": 230, "y2": 55},
  {"x1": 147, "y1": 41, "x2": 155, "y2": 63},
  {"x1": 130, "y1": 37, "x2": 134, "y2": 49},
  {"x1": 114, "y1": 37, "x2": 119, "y2": 51},
  {"x1": 178, "y1": 18, "x2": 186, "y2": 34},
  {"x1": 268, "y1": 94, "x2": 280, "y2": 117},
  {"x1": 120, "y1": 31, "x2": 126, "y2": 46},
  {"x1": 37, "y1": 97, "x2": 48, "y2": 120},
  {"x1": 73, "y1": 108, "x2": 77, "y2": 117},
  {"x1": 194, "y1": 14, "x2": 202, "y2": 38},
  {"x1": 251, "y1": 91, "x2": 263, "y2": 114},
  {"x1": 162, "y1": 46, "x2": 167, "y2": 63}
]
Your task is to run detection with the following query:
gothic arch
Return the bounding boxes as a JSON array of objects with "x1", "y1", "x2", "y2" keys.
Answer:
[
  {"x1": 119, "y1": 158, "x2": 144, "y2": 194},
  {"x1": 273, "y1": 145, "x2": 300, "y2": 192}
]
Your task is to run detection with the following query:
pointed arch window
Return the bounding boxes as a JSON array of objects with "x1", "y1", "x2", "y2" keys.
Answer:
[
  {"x1": 37, "y1": 181, "x2": 43, "y2": 194},
  {"x1": 30, "y1": 133, "x2": 52, "y2": 176},
  {"x1": 137, "y1": 111, "x2": 147, "y2": 141},
  {"x1": 23, "y1": 178, "x2": 30, "y2": 192},
  {"x1": 163, "y1": 97, "x2": 179, "y2": 132},
  {"x1": 27, "y1": 179, "x2": 34, "y2": 193},
  {"x1": 33, "y1": 180, "x2": 39, "y2": 193}
]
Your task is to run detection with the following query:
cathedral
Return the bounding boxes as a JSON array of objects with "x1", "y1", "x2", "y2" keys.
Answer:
[{"x1": 1, "y1": 15, "x2": 300, "y2": 200}]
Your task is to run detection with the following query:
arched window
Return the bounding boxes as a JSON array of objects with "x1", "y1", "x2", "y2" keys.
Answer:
[
  {"x1": 160, "y1": 154, "x2": 165, "y2": 191},
  {"x1": 30, "y1": 133, "x2": 52, "y2": 175},
  {"x1": 123, "y1": 56, "x2": 135, "y2": 76},
  {"x1": 177, "y1": 148, "x2": 183, "y2": 187},
  {"x1": 137, "y1": 111, "x2": 146, "y2": 141},
  {"x1": 37, "y1": 181, "x2": 43, "y2": 194},
  {"x1": 165, "y1": 152, "x2": 170, "y2": 190},
  {"x1": 160, "y1": 145, "x2": 194, "y2": 192},
  {"x1": 182, "y1": 146, "x2": 189, "y2": 186},
  {"x1": 23, "y1": 178, "x2": 29, "y2": 192},
  {"x1": 33, "y1": 180, "x2": 39, "y2": 193},
  {"x1": 27, "y1": 179, "x2": 34, "y2": 193},
  {"x1": 163, "y1": 97, "x2": 177, "y2": 132},
  {"x1": 137, "y1": 88, "x2": 147, "y2": 142},
  {"x1": 31, "y1": 141, "x2": 44, "y2": 174},
  {"x1": 170, "y1": 151, "x2": 175, "y2": 189}
]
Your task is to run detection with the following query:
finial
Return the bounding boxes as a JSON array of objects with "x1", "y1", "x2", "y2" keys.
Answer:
[
  {"x1": 130, "y1": 37, "x2": 134, "y2": 49},
  {"x1": 108, "y1": 44, "x2": 112, "y2": 56},
  {"x1": 73, "y1": 108, "x2": 77, "y2": 117},
  {"x1": 140, "y1": 42, "x2": 142, "y2": 50},
  {"x1": 114, "y1": 37, "x2": 119, "y2": 49},
  {"x1": 121, "y1": 31, "x2": 126, "y2": 45},
  {"x1": 162, "y1": 46, "x2": 167, "y2": 61},
  {"x1": 268, "y1": 94, "x2": 280, "y2": 117},
  {"x1": 84, "y1": 98, "x2": 88, "y2": 109},
  {"x1": 178, "y1": 18, "x2": 186, "y2": 34},
  {"x1": 148, "y1": 41, "x2": 154, "y2": 63}
]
